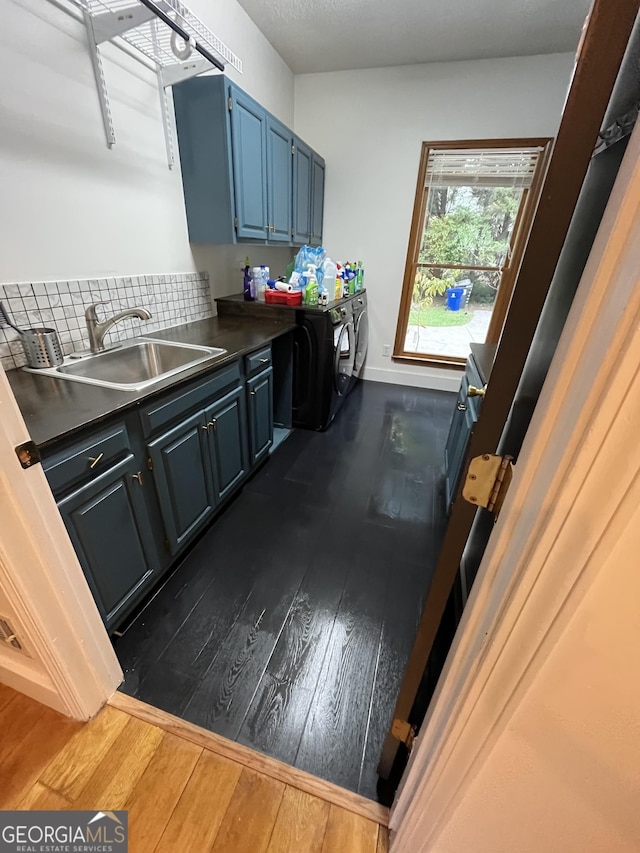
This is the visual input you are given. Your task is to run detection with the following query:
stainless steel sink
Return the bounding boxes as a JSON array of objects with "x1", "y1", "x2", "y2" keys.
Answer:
[{"x1": 23, "y1": 338, "x2": 227, "y2": 390}]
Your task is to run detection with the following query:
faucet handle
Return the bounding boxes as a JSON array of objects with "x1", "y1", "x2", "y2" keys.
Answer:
[{"x1": 85, "y1": 301, "x2": 109, "y2": 320}]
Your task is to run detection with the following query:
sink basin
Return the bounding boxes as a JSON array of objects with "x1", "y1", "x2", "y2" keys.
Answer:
[{"x1": 24, "y1": 338, "x2": 227, "y2": 391}]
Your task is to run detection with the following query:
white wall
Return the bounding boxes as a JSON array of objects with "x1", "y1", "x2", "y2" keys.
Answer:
[
  {"x1": 0, "y1": 0, "x2": 294, "y2": 294},
  {"x1": 294, "y1": 54, "x2": 575, "y2": 390}
]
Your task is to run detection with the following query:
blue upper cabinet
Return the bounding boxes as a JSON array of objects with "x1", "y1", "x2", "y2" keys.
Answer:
[
  {"x1": 230, "y1": 86, "x2": 269, "y2": 241},
  {"x1": 172, "y1": 75, "x2": 236, "y2": 244},
  {"x1": 310, "y1": 153, "x2": 326, "y2": 247},
  {"x1": 293, "y1": 138, "x2": 312, "y2": 245},
  {"x1": 292, "y1": 141, "x2": 324, "y2": 247},
  {"x1": 173, "y1": 74, "x2": 324, "y2": 246},
  {"x1": 267, "y1": 117, "x2": 293, "y2": 243}
]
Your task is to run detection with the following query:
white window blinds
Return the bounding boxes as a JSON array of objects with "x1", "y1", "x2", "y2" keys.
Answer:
[{"x1": 426, "y1": 147, "x2": 544, "y2": 189}]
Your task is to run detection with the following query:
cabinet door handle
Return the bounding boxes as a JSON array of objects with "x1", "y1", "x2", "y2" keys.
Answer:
[
  {"x1": 202, "y1": 423, "x2": 211, "y2": 432},
  {"x1": 456, "y1": 402, "x2": 467, "y2": 411},
  {"x1": 467, "y1": 385, "x2": 486, "y2": 398},
  {"x1": 260, "y1": 357, "x2": 269, "y2": 363},
  {"x1": 250, "y1": 390, "x2": 256, "y2": 396},
  {"x1": 132, "y1": 471, "x2": 143, "y2": 486},
  {"x1": 208, "y1": 419, "x2": 217, "y2": 431},
  {"x1": 87, "y1": 452, "x2": 104, "y2": 469}
]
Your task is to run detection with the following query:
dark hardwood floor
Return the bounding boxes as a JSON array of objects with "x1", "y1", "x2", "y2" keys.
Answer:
[{"x1": 114, "y1": 379, "x2": 453, "y2": 800}]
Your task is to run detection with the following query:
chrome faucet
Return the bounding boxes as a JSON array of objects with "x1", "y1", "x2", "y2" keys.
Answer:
[{"x1": 85, "y1": 302, "x2": 152, "y2": 353}]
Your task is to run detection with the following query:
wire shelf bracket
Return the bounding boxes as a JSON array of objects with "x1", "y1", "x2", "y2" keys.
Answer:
[{"x1": 49, "y1": 0, "x2": 242, "y2": 168}]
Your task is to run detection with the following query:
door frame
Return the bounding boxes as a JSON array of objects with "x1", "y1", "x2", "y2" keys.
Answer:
[
  {"x1": 378, "y1": 0, "x2": 640, "y2": 780},
  {"x1": 390, "y1": 114, "x2": 640, "y2": 849},
  {"x1": 0, "y1": 367, "x2": 121, "y2": 718}
]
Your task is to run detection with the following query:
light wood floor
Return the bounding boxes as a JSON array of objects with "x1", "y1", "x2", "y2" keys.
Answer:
[{"x1": 0, "y1": 684, "x2": 389, "y2": 853}]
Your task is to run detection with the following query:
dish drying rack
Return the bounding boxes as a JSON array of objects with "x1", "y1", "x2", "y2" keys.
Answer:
[{"x1": 48, "y1": 0, "x2": 242, "y2": 167}]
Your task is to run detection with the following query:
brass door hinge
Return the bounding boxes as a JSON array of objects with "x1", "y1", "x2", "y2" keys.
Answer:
[
  {"x1": 146, "y1": 456, "x2": 154, "y2": 471},
  {"x1": 462, "y1": 453, "x2": 513, "y2": 516},
  {"x1": 391, "y1": 718, "x2": 416, "y2": 751}
]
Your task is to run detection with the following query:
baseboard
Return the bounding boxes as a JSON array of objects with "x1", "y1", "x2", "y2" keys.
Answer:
[
  {"x1": 0, "y1": 660, "x2": 67, "y2": 716},
  {"x1": 362, "y1": 365, "x2": 461, "y2": 392},
  {"x1": 109, "y1": 691, "x2": 389, "y2": 827}
]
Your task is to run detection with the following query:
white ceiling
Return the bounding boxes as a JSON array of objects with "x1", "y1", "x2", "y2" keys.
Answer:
[{"x1": 236, "y1": 0, "x2": 591, "y2": 74}]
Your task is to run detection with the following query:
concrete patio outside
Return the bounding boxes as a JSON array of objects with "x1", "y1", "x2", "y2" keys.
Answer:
[{"x1": 404, "y1": 308, "x2": 492, "y2": 359}]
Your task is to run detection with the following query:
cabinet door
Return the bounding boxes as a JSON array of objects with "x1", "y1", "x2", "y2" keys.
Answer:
[
  {"x1": 229, "y1": 86, "x2": 268, "y2": 240},
  {"x1": 267, "y1": 117, "x2": 293, "y2": 243},
  {"x1": 444, "y1": 379, "x2": 475, "y2": 510},
  {"x1": 148, "y1": 410, "x2": 215, "y2": 555},
  {"x1": 310, "y1": 153, "x2": 325, "y2": 247},
  {"x1": 57, "y1": 454, "x2": 155, "y2": 629},
  {"x1": 247, "y1": 367, "x2": 274, "y2": 465},
  {"x1": 205, "y1": 386, "x2": 248, "y2": 502},
  {"x1": 293, "y1": 139, "x2": 312, "y2": 245}
]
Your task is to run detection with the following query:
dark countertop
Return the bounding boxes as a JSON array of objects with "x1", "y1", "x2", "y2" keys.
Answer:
[
  {"x1": 470, "y1": 342, "x2": 498, "y2": 386},
  {"x1": 216, "y1": 290, "x2": 365, "y2": 316},
  {"x1": 7, "y1": 315, "x2": 296, "y2": 449}
]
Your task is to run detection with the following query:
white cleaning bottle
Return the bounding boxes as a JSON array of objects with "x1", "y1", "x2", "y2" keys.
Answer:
[{"x1": 322, "y1": 258, "x2": 337, "y2": 304}]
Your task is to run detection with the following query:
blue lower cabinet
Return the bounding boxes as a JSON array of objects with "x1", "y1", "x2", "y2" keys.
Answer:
[
  {"x1": 57, "y1": 454, "x2": 156, "y2": 629},
  {"x1": 148, "y1": 410, "x2": 216, "y2": 555},
  {"x1": 205, "y1": 386, "x2": 248, "y2": 502},
  {"x1": 444, "y1": 377, "x2": 476, "y2": 510},
  {"x1": 49, "y1": 357, "x2": 277, "y2": 631},
  {"x1": 247, "y1": 367, "x2": 274, "y2": 465}
]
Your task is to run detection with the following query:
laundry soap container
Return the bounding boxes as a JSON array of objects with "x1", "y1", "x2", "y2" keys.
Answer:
[
  {"x1": 322, "y1": 258, "x2": 337, "y2": 303},
  {"x1": 304, "y1": 265, "x2": 319, "y2": 306}
]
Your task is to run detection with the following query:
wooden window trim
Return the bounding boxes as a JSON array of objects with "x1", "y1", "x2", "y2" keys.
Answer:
[{"x1": 393, "y1": 138, "x2": 553, "y2": 364}]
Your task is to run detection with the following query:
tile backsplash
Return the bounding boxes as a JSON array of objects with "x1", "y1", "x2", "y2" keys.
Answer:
[{"x1": 0, "y1": 273, "x2": 212, "y2": 371}]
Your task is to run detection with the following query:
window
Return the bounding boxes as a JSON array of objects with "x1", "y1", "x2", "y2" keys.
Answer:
[{"x1": 394, "y1": 139, "x2": 552, "y2": 365}]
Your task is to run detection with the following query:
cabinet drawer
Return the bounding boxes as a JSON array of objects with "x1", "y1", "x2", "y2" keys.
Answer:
[
  {"x1": 245, "y1": 346, "x2": 272, "y2": 377},
  {"x1": 140, "y1": 362, "x2": 241, "y2": 436},
  {"x1": 44, "y1": 424, "x2": 131, "y2": 495}
]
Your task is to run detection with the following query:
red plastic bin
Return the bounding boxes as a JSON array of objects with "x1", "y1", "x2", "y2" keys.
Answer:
[{"x1": 264, "y1": 289, "x2": 302, "y2": 306}]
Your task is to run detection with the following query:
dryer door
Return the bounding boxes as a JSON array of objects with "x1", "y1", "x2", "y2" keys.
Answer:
[
  {"x1": 353, "y1": 308, "x2": 369, "y2": 377},
  {"x1": 333, "y1": 320, "x2": 355, "y2": 396}
]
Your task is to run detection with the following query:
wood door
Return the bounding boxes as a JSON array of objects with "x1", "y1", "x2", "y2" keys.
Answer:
[
  {"x1": 148, "y1": 410, "x2": 216, "y2": 555},
  {"x1": 229, "y1": 85, "x2": 268, "y2": 241},
  {"x1": 205, "y1": 386, "x2": 248, "y2": 502},
  {"x1": 57, "y1": 454, "x2": 155, "y2": 629},
  {"x1": 266, "y1": 116, "x2": 293, "y2": 243},
  {"x1": 377, "y1": 0, "x2": 640, "y2": 792}
]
